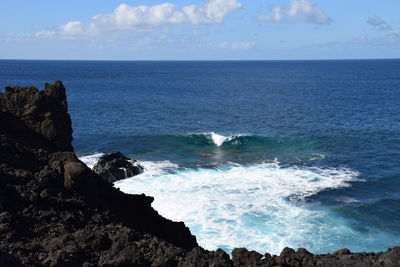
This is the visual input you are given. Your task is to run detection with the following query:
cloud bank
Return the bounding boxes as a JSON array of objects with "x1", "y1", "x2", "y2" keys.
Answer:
[
  {"x1": 258, "y1": 0, "x2": 332, "y2": 25},
  {"x1": 36, "y1": 0, "x2": 242, "y2": 38}
]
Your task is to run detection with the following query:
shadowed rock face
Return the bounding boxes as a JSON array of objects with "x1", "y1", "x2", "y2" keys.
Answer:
[
  {"x1": 93, "y1": 152, "x2": 143, "y2": 182},
  {"x1": 0, "y1": 81, "x2": 399, "y2": 267},
  {"x1": 0, "y1": 81, "x2": 72, "y2": 152},
  {"x1": 0, "y1": 81, "x2": 202, "y2": 266}
]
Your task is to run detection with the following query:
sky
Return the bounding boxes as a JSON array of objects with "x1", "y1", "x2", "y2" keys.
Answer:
[{"x1": 0, "y1": 0, "x2": 399, "y2": 60}]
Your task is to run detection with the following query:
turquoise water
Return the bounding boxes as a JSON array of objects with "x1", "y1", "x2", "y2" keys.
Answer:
[{"x1": 1, "y1": 59, "x2": 400, "y2": 254}]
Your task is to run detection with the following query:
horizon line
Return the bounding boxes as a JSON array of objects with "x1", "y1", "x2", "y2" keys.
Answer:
[{"x1": 0, "y1": 57, "x2": 400, "y2": 62}]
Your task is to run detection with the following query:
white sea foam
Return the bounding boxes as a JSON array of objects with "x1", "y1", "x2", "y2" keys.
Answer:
[
  {"x1": 210, "y1": 132, "x2": 229, "y2": 147},
  {"x1": 136, "y1": 160, "x2": 179, "y2": 177},
  {"x1": 79, "y1": 153, "x2": 104, "y2": 169},
  {"x1": 115, "y1": 161, "x2": 361, "y2": 254},
  {"x1": 79, "y1": 153, "x2": 177, "y2": 177}
]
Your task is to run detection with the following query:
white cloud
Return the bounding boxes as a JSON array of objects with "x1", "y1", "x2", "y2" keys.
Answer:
[
  {"x1": 35, "y1": 30, "x2": 55, "y2": 38},
  {"x1": 183, "y1": 0, "x2": 242, "y2": 24},
  {"x1": 37, "y1": 0, "x2": 242, "y2": 38},
  {"x1": 366, "y1": 15, "x2": 392, "y2": 31},
  {"x1": 258, "y1": 0, "x2": 332, "y2": 25},
  {"x1": 208, "y1": 41, "x2": 256, "y2": 50},
  {"x1": 92, "y1": 3, "x2": 186, "y2": 29},
  {"x1": 230, "y1": 41, "x2": 256, "y2": 49},
  {"x1": 60, "y1": 21, "x2": 85, "y2": 35}
]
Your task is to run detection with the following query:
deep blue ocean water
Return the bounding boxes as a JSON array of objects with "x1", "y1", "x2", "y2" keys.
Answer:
[{"x1": 1, "y1": 59, "x2": 400, "y2": 254}]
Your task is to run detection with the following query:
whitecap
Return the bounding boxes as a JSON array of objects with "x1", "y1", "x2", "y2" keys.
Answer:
[
  {"x1": 206, "y1": 132, "x2": 244, "y2": 147},
  {"x1": 210, "y1": 132, "x2": 228, "y2": 147}
]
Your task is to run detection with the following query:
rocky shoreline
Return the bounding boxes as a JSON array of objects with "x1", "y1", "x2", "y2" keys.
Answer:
[{"x1": 0, "y1": 81, "x2": 399, "y2": 266}]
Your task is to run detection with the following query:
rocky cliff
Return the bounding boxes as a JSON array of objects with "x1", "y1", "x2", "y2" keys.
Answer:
[{"x1": 0, "y1": 81, "x2": 399, "y2": 266}]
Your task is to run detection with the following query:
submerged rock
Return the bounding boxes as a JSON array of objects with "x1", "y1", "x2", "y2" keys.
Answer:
[
  {"x1": 93, "y1": 152, "x2": 143, "y2": 182},
  {"x1": 0, "y1": 81, "x2": 399, "y2": 266}
]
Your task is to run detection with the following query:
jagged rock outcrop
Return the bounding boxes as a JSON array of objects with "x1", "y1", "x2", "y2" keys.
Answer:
[
  {"x1": 0, "y1": 81, "x2": 399, "y2": 266},
  {"x1": 0, "y1": 81, "x2": 73, "y2": 152},
  {"x1": 93, "y1": 152, "x2": 143, "y2": 182},
  {"x1": 0, "y1": 81, "x2": 201, "y2": 266}
]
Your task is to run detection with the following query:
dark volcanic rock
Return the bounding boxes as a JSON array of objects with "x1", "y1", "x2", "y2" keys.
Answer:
[
  {"x1": 0, "y1": 81, "x2": 399, "y2": 266},
  {"x1": 0, "y1": 81, "x2": 200, "y2": 266},
  {"x1": 0, "y1": 81, "x2": 73, "y2": 152},
  {"x1": 93, "y1": 152, "x2": 143, "y2": 182},
  {"x1": 232, "y1": 248, "x2": 263, "y2": 266}
]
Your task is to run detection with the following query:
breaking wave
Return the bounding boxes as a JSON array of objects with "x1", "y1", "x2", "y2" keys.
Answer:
[{"x1": 114, "y1": 161, "x2": 362, "y2": 254}]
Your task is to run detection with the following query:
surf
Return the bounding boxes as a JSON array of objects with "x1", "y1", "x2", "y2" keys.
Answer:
[
  {"x1": 79, "y1": 147, "x2": 398, "y2": 255},
  {"x1": 110, "y1": 159, "x2": 361, "y2": 254}
]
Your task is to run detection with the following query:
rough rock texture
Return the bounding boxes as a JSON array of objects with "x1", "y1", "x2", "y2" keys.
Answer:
[
  {"x1": 231, "y1": 247, "x2": 400, "y2": 267},
  {"x1": 93, "y1": 152, "x2": 143, "y2": 182},
  {"x1": 0, "y1": 81, "x2": 399, "y2": 266},
  {"x1": 0, "y1": 81, "x2": 73, "y2": 152},
  {"x1": 0, "y1": 81, "x2": 202, "y2": 266}
]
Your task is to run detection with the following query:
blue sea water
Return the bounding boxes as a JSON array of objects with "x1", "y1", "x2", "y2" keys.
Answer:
[{"x1": 1, "y1": 59, "x2": 400, "y2": 254}]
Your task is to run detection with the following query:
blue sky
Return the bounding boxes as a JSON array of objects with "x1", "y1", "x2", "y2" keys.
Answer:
[{"x1": 0, "y1": 0, "x2": 399, "y2": 60}]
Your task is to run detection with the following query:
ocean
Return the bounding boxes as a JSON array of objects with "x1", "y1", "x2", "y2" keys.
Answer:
[{"x1": 1, "y1": 59, "x2": 400, "y2": 254}]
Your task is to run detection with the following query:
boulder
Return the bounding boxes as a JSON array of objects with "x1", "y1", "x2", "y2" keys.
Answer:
[{"x1": 92, "y1": 152, "x2": 143, "y2": 182}]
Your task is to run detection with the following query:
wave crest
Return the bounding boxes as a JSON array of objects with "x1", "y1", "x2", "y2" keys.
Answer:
[{"x1": 208, "y1": 132, "x2": 243, "y2": 147}]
